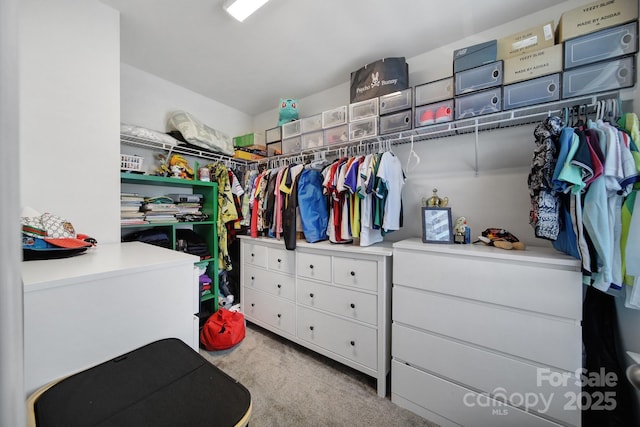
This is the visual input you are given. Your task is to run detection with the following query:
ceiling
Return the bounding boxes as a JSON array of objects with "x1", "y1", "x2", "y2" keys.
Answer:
[{"x1": 101, "y1": 0, "x2": 564, "y2": 116}]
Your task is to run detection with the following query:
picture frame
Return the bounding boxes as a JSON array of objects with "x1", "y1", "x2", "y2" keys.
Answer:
[{"x1": 421, "y1": 207, "x2": 453, "y2": 244}]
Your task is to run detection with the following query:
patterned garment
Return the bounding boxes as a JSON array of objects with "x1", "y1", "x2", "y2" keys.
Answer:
[{"x1": 528, "y1": 116, "x2": 564, "y2": 240}]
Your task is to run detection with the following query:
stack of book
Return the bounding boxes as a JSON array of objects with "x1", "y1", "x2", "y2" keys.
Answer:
[
  {"x1": 167, "y1": 193, "x2": 207, "y2": 222},
  {"x1": 142, "y1": 196, "x2": 179, "y2": 223},
  {"x1": 120, "y1": 193, "x2": 146, "y2": 225}
]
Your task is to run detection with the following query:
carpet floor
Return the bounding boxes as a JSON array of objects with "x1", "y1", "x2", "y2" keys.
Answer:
[{"x1": 200, "y1": 322, "x2": 439, "y2": 427}]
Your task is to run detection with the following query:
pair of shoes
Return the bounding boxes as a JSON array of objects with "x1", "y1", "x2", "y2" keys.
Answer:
[{"x1": 420, "y1": 105, "x2": 452, "y2": 126}]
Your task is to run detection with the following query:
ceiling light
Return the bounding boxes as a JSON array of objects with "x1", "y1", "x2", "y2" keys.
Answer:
[{"x1": 223, "y1": 0, "x2": 270, "y2": 22}]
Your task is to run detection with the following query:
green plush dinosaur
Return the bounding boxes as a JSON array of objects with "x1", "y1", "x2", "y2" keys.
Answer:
[{"x1": 278, "y1": 98, "x2": 299, "y2": 126}]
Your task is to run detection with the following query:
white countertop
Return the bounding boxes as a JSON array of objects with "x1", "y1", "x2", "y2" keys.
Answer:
[
  {"x1": 392, "y1": 237, "x2": 582, "y2": 269},
  {"x1": 22, "y1": 242, "x2": 199, "y2": 292},
  {"x1": 237, "y1": 235, "x2": 394, "y2": 257}
]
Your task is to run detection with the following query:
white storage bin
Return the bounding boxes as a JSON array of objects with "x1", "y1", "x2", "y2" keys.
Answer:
[
  {"x1": 301, "y1": 131, "x2": 324, "y2": 149},
  {"x1": 414, "y1": 77, "x2": 454, "y2": 106},
  {"x1": 455, "y1": 61, "x2": 503, "y2": 96},
  {"x1": 379, "y1": 89, "x2": 412, "y2": 115},
  {"x1": 282, "y1": 136, "x2": 301, "y2": 154},
  {"x1": 562, "y1": 56, "x2": 635, "y2": 99},
  {"x1": 349, "y1": 98, "x2": 378, "y2": 122},
  {"x1": 455, "y1": 87, "x2": 502, "y2": 120},
  {"x1": 266, "y1": 126, "x2": 281, "y2": 143},
  {"x1": 323, "y1": 124, "x2": 348, "y2": 145},
  {"x1": 349, "y1": 116, "x2": 378, "y2": 141},
  {"x1": 564, "y1": 21, "x2": 638, "y2": 70},
  {"x1": 415, "y1": 99, "x2": 454, "y2": 128},
  {"x1": 300, "y1": 114, "x2": 323, "y2": 133},
  {"x1": 503, "y1": 74, "x2": 560, "y2": 111},
  {"x1": 322, "y1": 106, "x2": 348, "y2": 128},
  {"x1": 379, "y1": 110, "x2": 412, "y2": 135},
  {"x1": 281, "y1": 120, "x2": 301, "y2": 138}
]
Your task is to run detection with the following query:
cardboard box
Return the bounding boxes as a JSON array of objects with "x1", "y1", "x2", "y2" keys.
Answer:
[
  {"x1": 503, "y1": 44, "x2": 563, "y2": 85},
  {"x1": 453, "y1": 40, "x2": 497, "y2": 73},
  {"x1": 557, "y1": 0, "x2": 638, "y2": 42},
  {"x1": 233, "y1": 132, "x2": 265, "y2": 148},
  {"x1": 497, "y1": 21, "x2": 555, "y2": 59}
]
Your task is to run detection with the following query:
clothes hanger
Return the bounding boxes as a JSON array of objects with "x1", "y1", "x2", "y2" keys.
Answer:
[{"x1": 405, "y1": 135, "x2": 420, "y2": 174}]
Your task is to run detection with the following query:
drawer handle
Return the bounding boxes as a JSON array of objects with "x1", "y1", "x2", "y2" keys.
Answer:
[
  {"x1": 309, "y1": 326, "x2": 314, "y2": 331},
  {"x1": 309, "y1": 293, "x2": 314, "y2": 298},
  {"x1": 277, "y1": 313, "x2": 281, "y2": 318},
  {"x1": 309, "y1": 264, "x2": 314, "y2": 269},
  {"x1": 277, "y1": 258, "x2": 282, "y2": 263},
  {"x1": 277, "y1": 284, "x2": 282, "y2": 288},
  {"x1": 350, "y1": 303, "x2": 355, "y2": 309},
  {"x1": 350, "y1": 340, "x2": 355, "y2": 346},
  {"x1": 350, "y1": 271, "x2": 355, "y2": 276}
]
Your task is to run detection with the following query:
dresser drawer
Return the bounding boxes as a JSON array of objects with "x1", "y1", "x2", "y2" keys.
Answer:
[
  {"x1": 392, "y1": 324, "x2": 579, "y2": 426},
  {"x1": 297, "y1": 252, "x2": 331, "y2": 282},
  {"x1": 243, "y1": 287, "x2": 295, "y2": 336},
  {"x1": 333, "y1": 257, "x2": 377, "y2": 292},
  {"x1": 393, "y1": 286, "x2": 580, "y2": 371},
  {"x1": 297, "y1": 278, "x2": 377, "y2": 325},
  {"x1": 243, "y1": 264, "x2": 295, "y2": 301},
  {"x1": 392, "y1": 361, "x2": 563, "y2": 427},
  {"x1": 267, "y1": 247, "x2": 295, "y2": 274},
  {"x1": 297, "y1": 306, "x2": 377, "y2": 370},
  {"x1": 393, "y1": 249, "x2": 582, "y2": 319},
  {"x1": 242, "y1": 241, "x2": 268, "y2": 268}
]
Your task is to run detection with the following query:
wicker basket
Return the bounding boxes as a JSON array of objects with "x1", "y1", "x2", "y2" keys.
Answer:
[{"x1": 120, "y1": 154, "x2": 144, "y2": 172}]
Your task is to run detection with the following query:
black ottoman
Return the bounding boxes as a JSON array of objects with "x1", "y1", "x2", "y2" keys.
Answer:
[{"x1": 27, "y1": 338, "x2": 251, "y2": 427}]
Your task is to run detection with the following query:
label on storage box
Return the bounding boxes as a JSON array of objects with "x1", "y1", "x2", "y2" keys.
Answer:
[
  {"x1": 498, "y1": 21, "x2": 556, "y2": 59},
  {"x1": 503, "y1": 44, "x2": 563, "y2": 85}
]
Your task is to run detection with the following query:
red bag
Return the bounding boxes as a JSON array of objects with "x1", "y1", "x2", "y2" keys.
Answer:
[{"x1": 200, "y1": 308, "x2": 246, "y2": 351}]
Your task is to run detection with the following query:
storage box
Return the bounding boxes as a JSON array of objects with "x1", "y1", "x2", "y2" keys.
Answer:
[
  {"x1": 300, "y1": 114, "x2": 323, "y2": 133},
  {"x1": 233, "y1": 132, "x2": 265, "y2": 148},
  {"x1": 267, "y1": 141, "x2": 282, "y2": 157},
  {"x1": 564, "y1": 21, "x2": 638, "y2": 69},
  {"x1": 415, "y1": 100, "x2": 454, "y2": 127},
  {"x1": 379, "y1": 110, "x2": 412, "y2": 135},
  {"x1": 349, "y1": 98, "x2": 379, "y2": 122},
  {"x1": 349, "y1": 117, "x2": 378, "y2": 141},
  {"x1": 322, "y1": 106, "x2": 348, "y2": 128},
  {"x1": 379, "y1": 89, "x2": 412, "y2": 115},
  {"x1": 233, "y1": 150, "x2": 265, "y2": 161},
  {"x1": 455, "y1": 87, "x2": 502, "y2": 120},
  {"x1": 301, "y1": 131, "x2": 324, "y2": 150},
  {"x1": 455, "y1": 61, "x2": 503, "y2": 96},
  {"x1": 557, "y1": 0, "x2": 638, "y2": 42},
  {"x1": 414, "y1": 77, "x2": 454, "y2": 106},
  {"x1": 503, "y1": 44, "x2": 563, "y2": 85},
  {"x1": 562, "y1": 55, "x2": 635, "y2": 99},
  {"x1": 266, "y1": 126, "x2": 281, "y2": 143},
  {"x1": 282, "y1": 120, "x2": 301, "y2": 138},
  {"x1": 324, "y1": 124, "x2": 349, "y2": 145},
  {"x1": 282, "y1": 136, "x2": 301, "y2": 154},
  {"x1": 497, "y1": 21, "x2": 555, "y2": 60},
  {"x1": 453, "y1": 40, "x2": 497, "y2": 73},
  {"x1": 503, "y1": 74, "x2": 560, "y2": 110}
]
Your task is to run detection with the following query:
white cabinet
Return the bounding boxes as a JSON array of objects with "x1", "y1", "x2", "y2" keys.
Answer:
[
  {"x1": 22, "y1": 242, "x2": 200, "y2": 395},
  {"x1": 391, "y1": 238, "x2": 583, "y2": 427},
  {"x1": 239, "y1": 236, "x2": 393, "y2": 397}
]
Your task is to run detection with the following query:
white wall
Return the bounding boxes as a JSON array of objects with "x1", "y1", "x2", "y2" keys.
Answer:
[
  {"x1": 20, "y1": 0, "x2": 121, "y2": 245},
  {"x1": 1, "y1": 0, "x2": 24, "y2": 424},
  {"x1": 120, "y1": 63, "x2": 253, "y2": 138}
]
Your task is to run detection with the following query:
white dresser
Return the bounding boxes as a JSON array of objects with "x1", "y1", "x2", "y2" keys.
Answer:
[
  {"x1": 239, "y1": 236, "x2": 393, "y2": 397},
  {"x1": 22, "y1": 242, "x2": 200, "y2": 395},
  {"x1": 391, "y1": 238, "x2": 583, "y2": 427}
]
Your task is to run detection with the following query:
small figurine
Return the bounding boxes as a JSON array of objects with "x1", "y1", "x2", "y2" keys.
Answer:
[{"x1": 454, "y1": 217, "x2": 470, "y2": 244}]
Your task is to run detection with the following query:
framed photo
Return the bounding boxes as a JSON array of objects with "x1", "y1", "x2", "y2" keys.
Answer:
[{"x1": 421, "y1": 207, "x2": 453, "y2": 244}]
